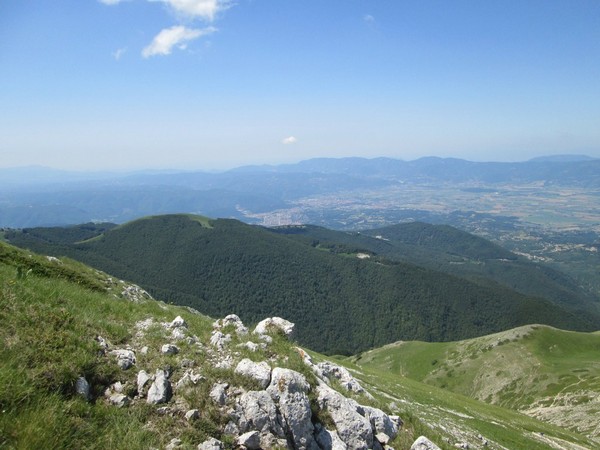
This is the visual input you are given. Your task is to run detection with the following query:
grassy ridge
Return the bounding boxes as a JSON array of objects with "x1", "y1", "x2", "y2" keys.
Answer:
[
  {"x1": 353, "y1": 325, "x2": 600, "y2": 440},
  {"x1": 6, "y1": 215, "x2": 597, "y2": 355}
]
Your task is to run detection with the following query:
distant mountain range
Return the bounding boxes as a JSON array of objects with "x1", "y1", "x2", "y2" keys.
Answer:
[
  {"x1": 1, "y1": 156, "x2": 600, "y2": 228},
  {"x1": 6, "y1": 214, "x2": 599, "y2": 355}
]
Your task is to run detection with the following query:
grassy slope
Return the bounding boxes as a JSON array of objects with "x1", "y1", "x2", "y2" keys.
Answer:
[
  {"x1": 352, "y1": 325, "x2": 600, "y2": 441},
  {"x1": 5, "y1": 215, "x2": 597, "y2": 356},
  {"x1": 1, "y1": 240, "x2": 598, "y2": 449}
]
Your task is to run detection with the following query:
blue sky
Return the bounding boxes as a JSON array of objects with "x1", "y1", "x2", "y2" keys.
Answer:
[{"x1": 1, "y1": 0, "x2": 599, "y2": 170}]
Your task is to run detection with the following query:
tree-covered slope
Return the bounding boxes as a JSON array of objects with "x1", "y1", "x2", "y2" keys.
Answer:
[
  {"x1": 271, "y1": 222, "x2": 600, "y2": 317},
  {"x1": 6, "y1": 214, "x2": 598, "y2": 355}
]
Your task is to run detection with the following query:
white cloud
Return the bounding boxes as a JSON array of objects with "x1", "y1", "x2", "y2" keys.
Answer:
[
  {"x1": 142, "y1": 25, "x2": 216, "y2": 57},
  {"x1": 112, "y1": 47, "x2": 127, "y2": 60},
  {"x1": 282, "y1": 136, "x2": 297, "y2": 145},
  {"x1": 154, "y1": 0, "x2": 231, "y2": 21},
  {"x1": 364, "y1": 14, "x2": 375, "y2": 24},
  {"x1": 98, "y1": 0, "x2": 126, "y2": 5}
]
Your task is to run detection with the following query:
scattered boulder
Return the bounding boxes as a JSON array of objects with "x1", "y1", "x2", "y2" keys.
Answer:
[
  {"x1": 209, "y1": 382, "x2": 229, "y2": 406},
  {"x1": 169, "y1": 316, "x2": 187, "y2": 328},
  {"x1": 411, "y1": 436, "x2": 441, "y2": 450},
  {"x1": 216, "y1": 314, "x2": 249, "y2": 335},
  {"x1": 254, "y1": 317, "x2": 295, "y2": 339},
  {"x1": 161, "y1": 344, "x2": 180, "y2": 355},
  {"x1": 137, "y1": 370, "x2": 151, "y2": 397},
  {"x1": 185, "y1": 409, "x2": 199, "y2": 421},
  {"x1": 209, "y1": 331, "x2": 232, "y2": 350},
  {"x1": 175, "y1": 369, "x2": 204, "y2": 390},
  {"x1": 147, "y1": 369, "x2": 172, "y2": 404},
  {"x1": 235, "y1": 358, "x2": 272, "y2": 389},
  {"x1": 363, "y1": 405, "x2": 399, "y2": 444},
  {"x1": 109, "y1": 393, "x2": 130, "y2": 407},
  {"x1": 109, "y1": 349, "x2": 136, "y2": 370},
  {"x1": 316, "y1": 361, "x2": 367, "y2": 394},
  {"x1": 315, "y1": 423, "x2": 348, "y2": 450},
  {"x1": 236, "y1": 431, "x2": 261, "y2": 449},
  {"x1": 75, "y1": 376, "x2": 91, "y2": 401},
  {"x1": 197, "y1": 438, "x2": 223, "y2": 450}
]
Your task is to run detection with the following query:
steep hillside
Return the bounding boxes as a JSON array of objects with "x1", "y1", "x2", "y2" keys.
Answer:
[
  {"x1": 353, "y1": 325, "x2": 600, "y2": 441},
  {"x1": 1, "y1": 241, "x2": 598, "y2": 450},
  {"x1": 6, "y1": 214, "x2": 599, "y2": 355}
]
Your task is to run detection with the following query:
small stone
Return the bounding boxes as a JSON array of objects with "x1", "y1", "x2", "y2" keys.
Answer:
[
  {"x1": 236, "y1": 431, "x2": 261, "y2": 450},
  {"x1": 161, "y1": 344, "x2": 180, "y2": 355},
  {"x1": 137, "y1": 370, "x2": 151, "y2": 397},
  {"x1": 140, "y1": 346, "x2": 149, "y2": 355},
  {"x1": 197, "y1": 438, "x2": 223, "y2": 450},
  {"x1": 235, "y1": 358, "x2": 271, "y2": 389},
  {"x1": 209, "y1": 382, "x2": 228, "y2": 406},
  {"x1": 185, "y1": 409, "x2": 199, "y2": 421},
  {"x1": 110, "y1": 349, "x2": 136, "y2": 370},
  {"x1": 253, "y1": 317, "x2": 295, "y2": 339},
  {"x1": 75, "y1": 377, "x2": 91, "y2": 401},
  {"x1": 147, "y1": 369, "x2": 172, "y2": 404},
  {"x1": 165, "y1": 437, "x2": 182, "y2": 450},
  {"x1": 109, "y1": 393, "x2": 130, "y2": 407},
  {"x1": 181, "y1": 358, "x2": 195, "y2": 368},
  {"x1": 170, "y1": 316, "x2": 187, "y2": 328}
]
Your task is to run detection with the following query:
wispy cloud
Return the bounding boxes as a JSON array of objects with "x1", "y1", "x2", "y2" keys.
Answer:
[
  {"x1": 282, "y1": 136, "x2": 297, "y2": 145},
  {"x1": 98, "y1": 0, "x2": 126, "y2": 5},
  {"x1": 153, "y1": 0, "x2": 231, "y2": 21},
  {"x1": 142, "y1": 25, "x2": 216, "y2": 58},
  {"x1": 112, "y1": 47, "x2": 127, "y2": 60},
  {"x1": 364, "y1": 14, "x2": 375, "y2": 25}
]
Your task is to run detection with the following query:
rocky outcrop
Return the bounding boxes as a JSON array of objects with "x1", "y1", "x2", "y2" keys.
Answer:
[
  {"x1": 254, "y1": 317, "x2": 296, "y2": 339},
  {"x1": 411, "y1": 436, "x2": 442, "y2": 450},
  {"x1": 93, "y1": 314, "x2": 419, "y2": 449}
]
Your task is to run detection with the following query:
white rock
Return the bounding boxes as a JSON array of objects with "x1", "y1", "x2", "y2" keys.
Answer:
[
  {"x1": 109, "y1": 393, "x2": 130, "y2": 407},
  {"x1": 165, "y1": 437, "x2": 182, "y2": 450},
  {"x1": 146, "y1": 369, "x2": 171, "y2": 404},
  {"x1": 109, "y1": 349, "x2": 136, "y2": 370},
  {"x1": 170, "y1": 316, "x2": 187, "y2": 328},
  {"x1": 209, "y1": 382, "x2": 229, "y2": 406},
  {"x1": 363, "y1": 405, "x2": 399, "y2": 444},
  {"x1": 410, "y1": 436, "x2": 441, "y2": 450},
  {"x1": 197, "y1": 438, "x2": 223, "y2": 450},
  {"x1": 235, "y1": 359, "x2": 272, "y2": 389},
  {"x1": 315, "y1": 423, "x2": 348, "y2": 450},
  {"x1": 316, "y1": 382, "x2": 373, "y2": 450},
  {"x1": 209, "y1": 331, "x2": 231, "y2": 349},
  {"x1": 175, "y1": 369, "x2": 204, "y2": 390},
  {"x1": 137, "y1": 370, "x2": 151, "y2": 397},
  {"x1": 237, "y1": 391, "x2": 286, "y2": 437},
  {"x1": 185, "y1": 409, "x2": 199, "y2": 421},
  {"x1": 161, "y1": 344, "x2": 180, "y2": 355},
  {"x1": 236, "y1": 431, "x2": 261, "y2": 450},
  {"x1": 219, "y1": 314, "x2": 249, "y2": 335},
  {"x1": 317, "y1": 361, "x2": 367, "y2": 394},
  {"x1": 171, "y1": 328, "x2": 187, "y2": 340},
  {"x1": 254, "y1": 317, "x2": 295, "y2": 339},
  {"x1": 267, "y1": 368, "x2": 318, "y2": 450}
]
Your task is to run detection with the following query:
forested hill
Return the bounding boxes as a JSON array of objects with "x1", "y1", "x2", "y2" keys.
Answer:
[
  {"x1": 270, "y1": 222, "x2": 600, "y2": 318},
  {"x1": 5, "y1": 214, "x2": 600, "y2": 354}
]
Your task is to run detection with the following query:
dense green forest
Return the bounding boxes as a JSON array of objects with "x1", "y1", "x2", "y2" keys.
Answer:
[{"x1": 6, "y1": 215, "x2": 599, "y2": 354}]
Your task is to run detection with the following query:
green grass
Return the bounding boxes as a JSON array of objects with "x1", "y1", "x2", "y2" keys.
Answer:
[{"x1": 353, "y1": 324, "x2": 600, "y2": 441}]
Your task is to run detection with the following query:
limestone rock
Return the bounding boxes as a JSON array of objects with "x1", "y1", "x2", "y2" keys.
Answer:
[
  {"x1": 197, "y1": 438, "x2": 223, "y2": 450},
  {"x1": 75, "y1": 376, "x2": 91, "y2": 401},
  {"x1": 267, "y1": 368, "x2": 318, "y2": 450},
  {"x1": 109, "y1": 393, "x2": 130, "y2": 407},
  {"x1": 236, "y1": 431, "x2": 261, "y2": 449},
  {"x1": 169, "y1": 316, "x2": 187, "y2": 328},
  {"x1": 411, "y1": 436, "x2": 441, "y2": 450},
  {"x1": 237, "y1": 390, "x2": 285, "y2": 437},
  {"x1": 316, "y1": 382, "x2": 373, "y2": 450},
  {"x1": 109, "y1": 349, "x2": 136, "y2": 370},
  {"x1": 209, "y1": 382, "x2": 229, "y2": 406},
  {"x1": 235, "y1": 358, "x2": 272, "y2": 389},
  {"x1": 165, "y1": 438, "x2": 182, "y2": 450},
  {"x1": 216, "y1": 314, "x2": 249, "y2": 335},
  {"x1": 175, "y1": 369, "x2": 204, "y2": 390},
  {"x1": 185, "y1": 409, "x2": 199, "y2": 421},
  {"x1": 316, "y1": 361, "x2": 366, "y2": 394},
  {"x1": 147, "y1": 369, "x2": 172, "y2": 404},
  {"x1": 254, "y1": 317, "x2": 295, "y2": 339},
  {"x1": 161, "y1": 344, "x2": 180, "y2": 355},
  {"x1": 314, "y1": 423, "x2": 348, "y2": 450},
  {"x1": 363, "y1": 405, "x2": 399, "y2": 444},
  {"x1": 137, "y1": 370, "x2": 151, "y2": 397},
  {"x1": 209, "y1": 331, "x2": 231, "y2": 350}
]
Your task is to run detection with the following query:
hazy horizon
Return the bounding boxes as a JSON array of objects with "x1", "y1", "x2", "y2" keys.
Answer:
[{"x1": 1, "y1": 1, "x2": 599, "y2": 170}]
